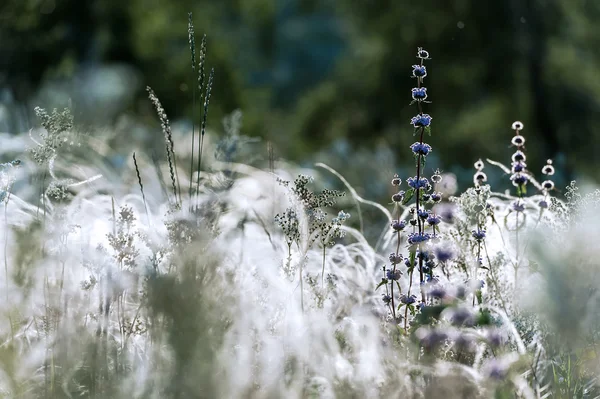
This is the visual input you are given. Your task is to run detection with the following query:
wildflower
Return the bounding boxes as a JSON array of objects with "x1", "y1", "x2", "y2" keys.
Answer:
[
  {"x1": 410, "y1": 114, "x2": 432, "y2": 128},
  {"x1": 412, "y1": 64, "x2": 427, "y2": 78},
  {"x1": 422, "y1": 193, "x2": 431, "y2": 201},
  {"x1": 407, "y1": 176, "x2": 430, "y2": 190},
  {"x1": 382, "y1": 294, "x2": 392, "y2": 305},
  {"x1": 434, "y1": 246, "x2": 454, "y2": 262},
  {"x1": 542, "y1": 160, "x2": 555, "y2": 175},
  {"x1": 429, "y1": 286, "x2": 446, "y2": 299},
  {"x1": 427, "y1": 214, "x2": 441, "y2": 226},
  {"x1": 511, "y1": 161, "x2": 526, "y2": 173},
  {"x1": 417, "y1": 208, "x2": 429, "y2": 220},
  {"x1": 511, "y1": 121, "x2": 524, "y2": 130},
  {"x1": 400, "y1": 294, "x2": 417, "y2": 305},
  {"x1": 391, "y1": 219, "x2": 407, "y2": 231},
  {"x1": 386, "y1": 269, "x2": 402, "y2": 281},
  {"x1": 409, "y1": 219, "x2": 417, "y2": 226},
  {"x1": 408, "y1": 232, "x2": 431, "y2": 245},
  {"x1": 389, "y1": 253, "x2": 403, "y2": 265},
  {"x1": 411, "y1": 87, "x2": 428, "y2": 101},
  {"x1": 416, "y1": 47, "x2": 430, "y2": 59},
  {"x1": 410, "y1": 142, "x2": 432, "y2": 156},
  {"x1": 391, "y1": 174, "x2": 402, "y2": 186},
  {"x1": 472, "y1": 229, "x2": 486, "y2": 241},
  {"x1": 512, "y1": 200, "x2": 525, "y2": 212},
  {"x1": 430, "y1": 192, "x2": 442, "y2": 202},
  {"x1": 416, "y1": 328, "x2": 448, "y2": 350},
  {"x1": 511, "y1": 150, "x2": 526, "y2": 163},
  {"x1": 473, "y1": 171, "x2": 487, "y2": 185},
  {"x1": 511, "y1": 135, "x2": 525, "y2": 146},
  {"x1": 542, "y1": 180, "x2": 554, "y2": 190},
  {"x1": 538, "y1": 200, "x2": 548, "y2": 209},
  {"x1": 511, "y1": 173, "x2": 528, "y2": 186},
  {"x1": 450, "y1": 307, "x2": 475, "y2": 327},
  {"x1": 391, "y1": 191, "x2": 405, "y2": 202}
]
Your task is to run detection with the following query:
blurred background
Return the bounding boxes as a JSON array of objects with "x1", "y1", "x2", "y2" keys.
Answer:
[{"x1": 1, "y1": 0, "x2": 600, "y2": 200}]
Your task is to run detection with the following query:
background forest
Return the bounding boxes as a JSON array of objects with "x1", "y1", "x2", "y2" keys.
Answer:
[{"x1": 2, "y1": 0, "x2": 600, "y2": 196}]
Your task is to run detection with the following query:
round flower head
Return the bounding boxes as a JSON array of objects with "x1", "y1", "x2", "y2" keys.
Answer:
[
  {"x1": 511, "y1": 173, "x2": 528, "y2": 187},
  {"x1": 391, "y1": 191, "x2": 405, "y2": 203},
  {"x1": 389, "y1": 252, "x2": 403, "y2": 265},
  {"x1": 427, "y1": 214, "x2": 441, "y2": 226},
  {"x1": 542, "y1": 160, "x2": 555, "y2": 176},
  {"x1": 412, "y1": 64, "x2": 427, "y2": 78},
  {"x1": 430, "y1": 192, "x2": 442, "y2": 202},
  {"x1": 434, "y1": 246, "x2": 454, "y2": 262},
  {"x1": 431, "y1": 171, "x2": 442, "y2": 184},
  {"x1": 538, "y1": 199, "x2": 548, "y2": 209},
  {"x1": 421, "y1": 193, "x2": 431, "y2": 202},
  {"x1": 542, "y1": 180, "x2": 555, "y2": 191},
  {"x1": 411, "y1": 87, "x2": 428, "y2": 101},
  {"x1": 386, "y1": 269, "x2": 402, "y2": 281},
  {"x1": 417, "y1": 48, "x2": 430, "y2": 59},
  {"x1": 511, "y1": 121, "x2": 524, "y2": 131},
  {"x1": 417, "y1": 208, "x2": 429, "y2": 220},
  {"x1": 391, "y1": 219, "x2": 407, "y2": 231},
  {"x1": 410, "y1": 114, "x2": 432, "y2": 128},
  {"x1": 391, "y1": 174, "x2": 402, "y2": 186},
  {"x1": 400, "y1": 293, "x2": 417, "y2": 305},
  {"x1": 408, "y1": 232, "x2": 431, "y2": 245},
  {"x1": 472, "y1": 229, "x2": 486, "y2": 241},
  {"x1": 511, "y1": 150, "x2": 526, "y2": 163},
  {"x1": 474, "y1": 159, "x2": 485, "y2": 171},
  {"x1": 429, "y1": 286, "x2": 446, "y2": 299},
  {"x1": 410, "y1": 142, "x2": 432, "y2": 156},
  {"x1": 512, "y1": 200, "x2": 525, "y2": 212},
  {"x1": 382, "y1": 294, "x2": 392, "y2": 305},
  {"x1": 473, "y1": 171, "x2": 487, "y2": 186},
  {"x1": 407, "y1": 176, "x2": 430, "y2": 190},
  {"x1": 511, "y1": 161, "x2": 526, "y2": 173},
  {"x1": 511, "y1": 135, "x2": 525, "y2": 147}
]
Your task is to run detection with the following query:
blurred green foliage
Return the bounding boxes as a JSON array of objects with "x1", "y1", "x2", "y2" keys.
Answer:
[{"x1": 2, "y1": 0, "x2": 600, "y2": 186}]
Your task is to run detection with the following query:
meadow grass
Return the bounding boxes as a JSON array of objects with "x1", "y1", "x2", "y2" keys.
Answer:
[{"x1": 0, "y1": 14, "x2": 599, "y2": 399}]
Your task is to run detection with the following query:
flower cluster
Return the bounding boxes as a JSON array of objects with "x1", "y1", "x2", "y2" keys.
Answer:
[{"x1": 509, "y1": 121, "x2": 529, "y2": 194}]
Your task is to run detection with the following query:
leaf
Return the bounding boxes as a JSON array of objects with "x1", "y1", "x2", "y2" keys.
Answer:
[
  {"x1": 375, "y1": 278, "x2": 388, "y2": 291},
  {"x1": 402, "y1": 188, "x2": 415, "y2": 205}
]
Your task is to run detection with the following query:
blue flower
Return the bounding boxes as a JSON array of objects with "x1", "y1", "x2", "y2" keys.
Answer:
[
  {"x1": 411, "y1": 87, "x2": 428, "y2": 101},
  {"x1": 427, "y1": 214, "x2": 441, "y2": 226},
  {"x1": 410, "y1": 114, "x2": 432, "y2": 128},
  {"x1": 511, "y1": 150, "x2": 526, "y2": 163},
  {"x1": 410, "y1": 142, "x2": 432, "y2": 156},
  {"x1": 434, "y1": 246, "x2": 454, "y2": 262},
  {"x1": 416, "y1": 48, "x2": 430, "y2": 59},
  {"x1": 391, "y1": 191, "x2": 405, "y2": 203},
  {"x1": 430, "y1": 192, "x2": 442, "y2": 202},
  {"x1": 472, "y1": 229, "x2": 486, "y2": 241},
  {"x1": 404, "y1": 257, "x2": 413, "y2": 268},
  {"x1": 386, "y1": 269, "x2": 402, "y2": 281},
  {"x1": 512, "y1": 200, "x2": 525, "y2": 212},
  {"x1": 389, "y1": 252, "x2": 403, "y2": 264},
  {"x1": 511, "y1": 173, "x2": 528, "y2": 186},
  {"x1": 391, "y1": 219, "x2": 407, "y2": 231},
  {"x1": 400, "y1": 294, "x2": 417, "y2": 305},
  {"x1": 542, "y1": 180, "x2": 554, "y2": 190},
  {"x1": 412, "y1": 64, "x2": 427, "y2": 78},
  {"x1": 408, "y1": 232, "x2": 431, "y2": 245},
  {"x1": 407, "y1": 176, "x2": 430, "y2": 190},
  {"x1": 417, "y1": 208, "x2": 429, "y2": 219},
  {"x1": 511, "y1": 162, "x2": 526, "y2": 173},
  {"x1": 538, "y1": 200, "x2": 548, "y2": 209},
  {"x1": 382, "y1": 294, "x2": 392, "y2": 305}
]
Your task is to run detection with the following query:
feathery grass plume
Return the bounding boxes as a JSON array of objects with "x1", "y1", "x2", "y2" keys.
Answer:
[
  {"x1": 188, "y1": 13, "x2": 197, "y2": 212},
  {"x1": 195, "y1": 68, "x2": 214, "y2": 211},
  {"x1": 132, "y1": 152, "x2": 150, "y2": 225},
  {"x1": 146, "y1": 86, "x2": 180, "y2": 207},
  {"x1": 194, "y1": 35, "x2": 208, "y2": 210}
]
